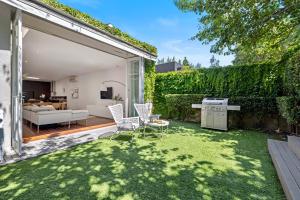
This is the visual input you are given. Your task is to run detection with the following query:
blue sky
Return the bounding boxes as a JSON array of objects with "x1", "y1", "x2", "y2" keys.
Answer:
[{"x1": 60, "y1": 0, "x2": 234, "y2": 66}]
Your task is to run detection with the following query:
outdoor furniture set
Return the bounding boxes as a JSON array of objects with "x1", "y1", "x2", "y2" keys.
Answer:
[{"x1": 108, "y1": 103, "x2": 169, "y2": 139}]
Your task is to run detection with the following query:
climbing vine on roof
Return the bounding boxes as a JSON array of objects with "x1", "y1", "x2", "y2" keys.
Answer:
[{"x1": 40, "y1": 0, "x2": 157, "y2": 55}]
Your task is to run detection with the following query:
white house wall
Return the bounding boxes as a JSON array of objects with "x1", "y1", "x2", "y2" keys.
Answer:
[
  {"x1": 55, "y1": 65, "x2": 126, "y2": 111},
  {"x1": 0, "y1": 5, "x2": 12, "y2": 154}
]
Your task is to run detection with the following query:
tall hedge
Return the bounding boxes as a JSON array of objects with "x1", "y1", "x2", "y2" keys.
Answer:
[
  {"x1": 164, "y1": 94, "x2": 278, "y2": 121},
  {"x1": 277, "y1": 47, "x2": 300, "y2": 131},
  {"x1": 154, "y1": 63, "x2": 284, "y2": 115},
  {"x1": 282, "y1": 47, "x2": 300, "y2": 97}
]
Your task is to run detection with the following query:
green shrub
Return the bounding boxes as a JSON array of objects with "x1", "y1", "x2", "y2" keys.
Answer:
[
  {"x1": 154, "y1": 64, "x2": 283, "y2": 115},
  {"x1": 144, "y1": 59, "x2": 156, "y2": 102},
  {"x1": 163, "y1": 94, "x2": 278, "y2": 121},
  {"x1": 41, "y1": 0, "x2": 157, "y2": 55},
  {"x1": 276, "y1": 96, "x2": 300, "y2": 125},
  {"x1": 282, "y1": 47, "x2": 300, "y2": 97},
  {"x1": 229, "y1": 97, "x2": 278, "y2": 115},
  {"x1": 165, "y1": 94, "x2": 208, "y2": 120}
]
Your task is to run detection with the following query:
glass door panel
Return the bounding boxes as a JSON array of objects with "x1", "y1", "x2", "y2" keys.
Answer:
[{"x1": 127, "y1": 60, "x2": 139, "y2": 117}]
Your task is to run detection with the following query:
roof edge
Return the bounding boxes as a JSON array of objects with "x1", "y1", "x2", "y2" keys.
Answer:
[{"x1": 33, "y1": 0, "x2": 157, "y2": 57}]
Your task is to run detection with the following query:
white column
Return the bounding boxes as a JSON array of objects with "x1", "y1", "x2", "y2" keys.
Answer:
[
  {"x1": 11, "y1": 9, "x2": 23, "y2": 155},
  {"x1": 0, "y1": 5, "x2": 12, "y2": 155}
]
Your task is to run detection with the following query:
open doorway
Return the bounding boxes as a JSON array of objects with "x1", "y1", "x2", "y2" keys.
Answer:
[{"x1": 21, "y1": 27, "x2": 131, "y2": 143}]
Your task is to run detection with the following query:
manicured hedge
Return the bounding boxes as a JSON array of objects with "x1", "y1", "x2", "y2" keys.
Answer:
[
  {"x1": 153, "y1": 63, "x2": 284, "y2": 115},
  {"x1": 276, "y1": 96, "x2": 300, "y2": 125},
  {"x1": 165, "y1": 94, "x2": 208, "y2": 120},
  {"x1": 41, "y1": 0, "x2": 157, "y2": 55},
  {"x1": 282, "y1": 47, "x2": 300, "y2": 97},
  {"x1": 164, "y1": 94, "x2": 278, "y2": 121}
]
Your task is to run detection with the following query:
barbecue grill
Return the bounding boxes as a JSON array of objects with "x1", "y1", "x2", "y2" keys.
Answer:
[{"x1": 192, "y1": 98, "x2": 240, "y2": 131}]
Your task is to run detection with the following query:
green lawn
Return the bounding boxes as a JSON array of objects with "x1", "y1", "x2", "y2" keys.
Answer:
[{"x1": 0, "y1": 122, "x2": 284, "y2": 200}]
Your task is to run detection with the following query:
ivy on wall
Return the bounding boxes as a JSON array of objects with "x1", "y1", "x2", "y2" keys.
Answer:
[
  {"x1": 277, "y1": 47, "x2": 300, "y2": 130},
  {"x1": 41, "y1": 0, "x2": 157, "y2": 55},
  {"x1": 282, "y1": 47, "x2": 300, "y2": 97},
  {"x1": 153, "y1": 63, "x2": 284, "y2": 115},
  {"x1": 164, "y1": 94, "x2": 278, "y2": 121},
  {"x1": 144, "y1": 59, "x2": 156, "y2": 102}
]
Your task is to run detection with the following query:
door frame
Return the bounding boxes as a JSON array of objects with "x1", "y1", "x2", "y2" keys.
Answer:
[
  {"x1": 11, "y1": 9, "x2": 23, "y2": 155},
  {"x1": 126, "y1": 57, "x2": 144, "y2": 117}
]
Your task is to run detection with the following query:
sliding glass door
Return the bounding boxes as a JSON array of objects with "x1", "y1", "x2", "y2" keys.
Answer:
[
  {"x1": 11, "y1": 10, "x2": 23, "y2": 155},
  {"x1": 127, "y1": 59, "x2": 140, "y2": 116}
]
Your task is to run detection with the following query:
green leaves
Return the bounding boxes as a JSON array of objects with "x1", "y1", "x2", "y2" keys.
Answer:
[
  {"x1": 144, "y1": 60, "x2": 156, "y2": 102},
  {"x1": 41, "y1": 0, "x2": 157, "y2": 55},
  {"x1": 154, "y1": 63, "x2": 284, "y2": 116},
  {"x1": 276, "y1": 96, "x2": 300, "y2": 125},
  {"x1": 164, "y1": 95, "x2": 279, "y2": 121},
  {"x1": 175, "y1": 0, "x2": 300, "y2": 64},
  {"x1": 165, "y1": 94, "x2": 208, "y2": 120}
]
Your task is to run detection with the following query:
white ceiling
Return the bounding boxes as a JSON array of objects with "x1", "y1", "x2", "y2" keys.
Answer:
[{"x1": 23, "y1": 28, "x2": 126, "y2": 81}]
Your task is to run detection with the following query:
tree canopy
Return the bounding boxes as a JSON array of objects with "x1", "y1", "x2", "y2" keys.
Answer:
[
  {"x1": 175, "y1": 0, "x2": 300, "y2": 64},
  {"x1": 182, "y1": 57, "x2": 190, "y2": 66}
]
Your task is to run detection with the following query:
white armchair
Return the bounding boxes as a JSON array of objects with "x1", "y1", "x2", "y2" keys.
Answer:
[{"x1": 108, "y1": 104, "x2": 140, "y2": 139}]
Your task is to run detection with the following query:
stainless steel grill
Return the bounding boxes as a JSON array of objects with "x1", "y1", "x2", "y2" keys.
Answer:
[{"x1": 192, "y1": 98, "x2": 240, "y2": 131}]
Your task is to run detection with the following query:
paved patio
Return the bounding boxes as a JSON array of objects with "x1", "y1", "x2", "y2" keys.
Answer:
[{"x1": 1, "y1": 125, "x2": 117, "y2": 165}]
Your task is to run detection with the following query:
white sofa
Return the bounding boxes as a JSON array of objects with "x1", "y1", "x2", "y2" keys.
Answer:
[
  {"x1": 31, "y1": 110, "x2": 72, "y2": 132},
  {"x1": 23, "y1": 107, "x2": 90, "y2": 133},
  {"x1": 71, "y1": 110, "x2": 89, "y2": 121}
]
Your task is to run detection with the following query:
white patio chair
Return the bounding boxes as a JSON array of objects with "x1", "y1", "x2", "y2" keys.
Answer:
[
  {"x1": 108, "y1": 104, "x2": 140, "y2": 140},
  {"x1": 134, "y1": 103, "x2": 159, "y2": 135}
]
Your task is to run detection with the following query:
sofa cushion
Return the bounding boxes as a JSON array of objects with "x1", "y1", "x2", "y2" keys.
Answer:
[
  {"x1": 35, "y1": 110, "x2": 72, "y2": 115},
  {"x1": 23, "y1": 105, "x2": 39, "y2": 111},
  {"x1": 72, "y1": 110, "x2": 89, "y2": 114},
  {"x1": 31, "y1": 107, "x2": 52, "y2": 112},
  {"x1": 40, "y1": 105, "x2": 56, "y2": 111}
]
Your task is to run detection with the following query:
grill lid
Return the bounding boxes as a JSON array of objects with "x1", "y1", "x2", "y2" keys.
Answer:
[{"x1": 202, "y1": 98, "x2": 228, "y2": 105}]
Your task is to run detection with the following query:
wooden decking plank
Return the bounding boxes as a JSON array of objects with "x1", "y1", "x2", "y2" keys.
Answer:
[
  {"x1": 268, "y1": 140, "x2": 297, "y2": 200},
  {"x1": 282, "y1": 142, "x2": 300, "y2": 174},
  {"x1": 279, "y1": 142, "x2": 300, "y2": 189},
  {"x1": 288, "y1": 136, "x2": 300, "y2": 160},
  {"x1": 268, "y1": 139, "x2": 300, "y2": 200}
]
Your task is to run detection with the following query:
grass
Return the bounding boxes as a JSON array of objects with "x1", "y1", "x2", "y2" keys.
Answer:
[{"x1": 0, "y1": 121, "x2": 284, "y2": 200}]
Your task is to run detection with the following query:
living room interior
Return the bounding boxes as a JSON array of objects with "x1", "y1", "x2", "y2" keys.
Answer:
[{"x1": 21, "y1": 26, "x2": 131, "y2": 143}]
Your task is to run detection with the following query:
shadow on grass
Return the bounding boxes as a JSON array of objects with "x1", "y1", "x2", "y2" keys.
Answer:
[{"x1": 0, "y1": 121, "x2": 284, "y2": 199}]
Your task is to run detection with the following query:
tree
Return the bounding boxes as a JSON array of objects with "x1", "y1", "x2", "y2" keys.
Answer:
[
  {"x1": 210, "y1": 55, "x2": 220, "y2": 67},
  {"x1": 182, "y1": 57, "x2": 189, "y2": 66},
  {"x1": 172, "y1": 56, "x2": 176, "y2": 62},
  {"x1": 175, "y1": 0, "x2": 300, "y2": 64},
  {"x1": 178, "y1": 59, "x2": 182, "y2": 65},
  {"x1": 195, "y1": 63, "x2": 202, "y2": 68}
]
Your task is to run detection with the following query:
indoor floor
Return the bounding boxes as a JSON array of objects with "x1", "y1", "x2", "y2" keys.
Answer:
[{"x1": 22, "y1": 116, "x2": 115, "y2": 143}]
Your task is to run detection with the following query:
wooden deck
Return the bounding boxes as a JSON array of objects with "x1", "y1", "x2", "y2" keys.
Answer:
[
  {"x1": 268, "y1": 138, "x2": 300, "y2": 200},
  {"x1": 23, "y1": 116, "x2": 115, "y2": 143}
]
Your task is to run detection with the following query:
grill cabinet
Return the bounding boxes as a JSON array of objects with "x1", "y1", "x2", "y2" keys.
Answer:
[{"x1": 192, "y1": 98, "x2": 240, "y2": 131}]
